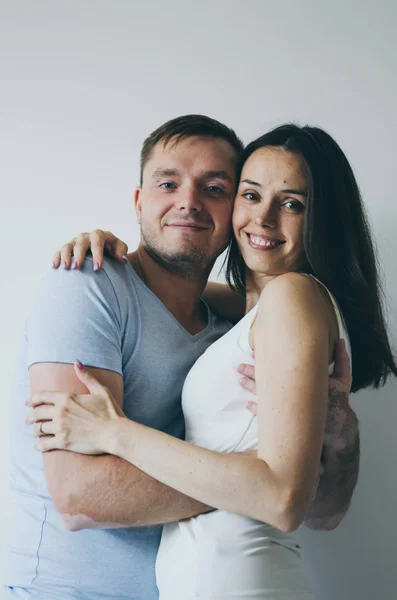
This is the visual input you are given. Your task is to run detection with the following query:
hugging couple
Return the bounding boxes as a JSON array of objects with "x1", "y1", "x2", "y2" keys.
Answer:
[{"x1": 5, "y1": 115, "x2": 396, "y2": 599}]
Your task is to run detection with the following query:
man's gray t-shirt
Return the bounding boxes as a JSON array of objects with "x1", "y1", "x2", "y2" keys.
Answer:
[{"x1": 5, "y1": 258, "x2": 232, "y2": 599}]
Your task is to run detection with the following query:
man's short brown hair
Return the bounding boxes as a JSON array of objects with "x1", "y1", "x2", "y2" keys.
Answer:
[{"x1": 140, "y1": 114, "x2": 244, "y2": 184}]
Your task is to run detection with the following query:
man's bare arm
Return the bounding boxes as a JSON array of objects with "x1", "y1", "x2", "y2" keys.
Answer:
[
  {"x1": 52, "y1": 452, "x2": 212, "y2": 530},
  {"x1": 30, "y1": 363, "x2": 211, "y2": 530}
]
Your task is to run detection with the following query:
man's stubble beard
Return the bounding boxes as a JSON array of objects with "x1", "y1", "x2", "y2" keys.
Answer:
[{"x1": 140, "y1": 225, "x2": 228, "y2": 282}]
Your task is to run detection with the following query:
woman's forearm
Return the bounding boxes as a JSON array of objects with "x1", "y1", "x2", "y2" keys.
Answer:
[{"x1": 105, "y1": 418, "x2": 305, "y2": 532}]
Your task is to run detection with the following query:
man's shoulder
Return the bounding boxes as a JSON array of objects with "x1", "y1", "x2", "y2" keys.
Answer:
[
  {"x1": 30, "y1": 257, "x2": 142, "y2": 334},
  {"x1": 26, "y1": 258, "x2": 141, "y2": 372},
  {"x1": 37, "y1": 256, "x2": 137, "y2": 302}
]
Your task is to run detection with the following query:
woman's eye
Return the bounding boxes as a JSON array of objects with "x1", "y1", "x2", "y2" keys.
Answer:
[
  {"x1": 283, "y1": 200, "x2": 304, "y2": 212},
  {"x1": 160, "y1": 182, "x2": 176, "y2": 190},
  {"x1": 242, "y1": 192, "x2": 259, "y2": 201}
]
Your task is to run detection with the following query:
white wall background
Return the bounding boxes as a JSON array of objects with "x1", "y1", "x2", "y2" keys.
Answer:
[{"x1": 1, "y1": 1, "x2": 396, "y2": 598}]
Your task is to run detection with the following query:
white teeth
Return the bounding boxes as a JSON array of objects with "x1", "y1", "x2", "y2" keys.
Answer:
[{"x1": 249, "y1": 235, "x2": 280, "y2": 248}]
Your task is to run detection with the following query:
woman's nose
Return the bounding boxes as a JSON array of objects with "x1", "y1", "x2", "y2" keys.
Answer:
[{"x1": 254, "y1": 205, "x2": 277, "y2": 228}]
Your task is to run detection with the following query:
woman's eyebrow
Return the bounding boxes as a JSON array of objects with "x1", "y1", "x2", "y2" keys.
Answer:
[
  {"x1": 241, "y1": 179, "x2": 307, "y2": 197},
  {"x1": 282, "y1": 188, "x2": 307, "y2": 197},
  {"x1": 241, "y1": 178, "x2": 261, "y2": 187}
]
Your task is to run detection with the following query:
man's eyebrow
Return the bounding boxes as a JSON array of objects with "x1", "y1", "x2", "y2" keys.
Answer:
[
  {"x1": 152, "y1": 169, "x2": 233, "y2": 182},
  {"x1": 202, "y1": 170, "x2": 233, "y2": 182},
  {"x1": 152, "y1": 168, "x2": 180, "y2": 178}
]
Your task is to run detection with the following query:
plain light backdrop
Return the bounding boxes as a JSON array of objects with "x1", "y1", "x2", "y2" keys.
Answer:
[{"x1": 1, "y1": 1, "x2": 396, "y2": 598}]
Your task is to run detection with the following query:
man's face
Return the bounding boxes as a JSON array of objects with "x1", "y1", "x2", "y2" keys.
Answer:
[{"x1": 135, "y1": 136, "x2": 237, "y2": 278}]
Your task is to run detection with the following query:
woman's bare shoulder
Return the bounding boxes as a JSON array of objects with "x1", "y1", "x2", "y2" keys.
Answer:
[{"x1": 257, "y1": 272, "x2": 332, "y2": 325}]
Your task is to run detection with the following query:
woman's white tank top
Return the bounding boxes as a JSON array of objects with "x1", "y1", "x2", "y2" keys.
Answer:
[{"x1": 156, "y1": 277, "x2": 351, "y2": 600}]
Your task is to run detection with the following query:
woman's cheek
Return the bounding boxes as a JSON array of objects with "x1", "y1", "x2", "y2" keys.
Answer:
[{"x1": 231, "y1": 204, "x2": 246, "y2": 238}]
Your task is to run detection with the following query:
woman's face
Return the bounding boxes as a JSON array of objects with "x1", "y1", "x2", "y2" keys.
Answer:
[{"x1": 232, "y1": 146, "x2": 308, "y2": 281}]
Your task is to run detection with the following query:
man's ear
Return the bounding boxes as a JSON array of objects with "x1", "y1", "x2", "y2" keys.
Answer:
[{"x1": 134, "y1": 187, "x2": 142, "y2": 224}]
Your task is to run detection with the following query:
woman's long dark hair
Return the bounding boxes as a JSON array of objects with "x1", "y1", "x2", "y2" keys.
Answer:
[{"x1": 226, "y1": 124, "x2": 397, "y2": 392}]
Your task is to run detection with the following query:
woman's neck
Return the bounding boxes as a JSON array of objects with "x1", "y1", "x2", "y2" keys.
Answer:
[{"x1": 244, "y1": 271, "x2": 277, "y2": 313}]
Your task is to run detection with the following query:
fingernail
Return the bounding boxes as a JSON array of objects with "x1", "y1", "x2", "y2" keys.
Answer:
[
  {"x1": 240, "y1": 377, "x2": 248, "y2": 386},
  {"x1": 62, "y1": 261, "x2": 67, "y2": 269},
  {"x1": 93, "y1": 262, "x2": 99, "y2": 271},
  {"x1": 76, "y1": 360, "x2": 84, "y2": 370},
  {"x1": 71, "y1": 259, "x2": 77, "y2": 269},
  {"x1": 236, "y1": 365, "x2": 244, "y2": 374},
  {"x1": 121, "y1": 255, "x2": 128, "y2": 264}
]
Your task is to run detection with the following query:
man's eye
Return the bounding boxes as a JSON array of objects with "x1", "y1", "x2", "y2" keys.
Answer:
[
  {"x1": 242, "y1": 192, "x2": 259, "y2": 201},
  {"x1": 206, "y1": 186, "x2": 224, "y2": 195},
  {"x1": 160, "y1": 182, "x2": 176, "y2": 190}
]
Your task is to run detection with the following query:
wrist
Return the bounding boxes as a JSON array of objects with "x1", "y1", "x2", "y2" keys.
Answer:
[{"x1": 102, "y1": 417, "x2": 130, "y2": 456}]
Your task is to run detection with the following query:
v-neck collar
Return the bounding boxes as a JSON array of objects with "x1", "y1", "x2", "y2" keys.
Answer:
[{"x1": 125, "y1": 262, "x2": 213, "y2": 341}]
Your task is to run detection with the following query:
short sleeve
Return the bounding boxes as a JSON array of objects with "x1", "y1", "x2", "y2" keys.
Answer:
[{"x1": 27, "y1": 261, "x2": 123, "y2": 375}]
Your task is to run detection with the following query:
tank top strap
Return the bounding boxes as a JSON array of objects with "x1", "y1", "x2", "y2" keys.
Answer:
[
  {"x1": 303, "y1": 274, "x2": 345, "y2": 339},
  {"x1": 237, "y1": 304, "x2": 259, "y2": 356}
]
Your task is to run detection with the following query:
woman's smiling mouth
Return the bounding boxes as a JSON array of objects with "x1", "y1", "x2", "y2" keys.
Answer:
[{"x1": 246, "y1": 233, "x2": 285, "y2": 250}]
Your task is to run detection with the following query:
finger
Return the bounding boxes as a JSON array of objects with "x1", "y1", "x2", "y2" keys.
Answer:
[
  {"x1": 26, "y1": 404, "x2": 57, "y2": 423},
  {"x1": 332, "y1": 339, "x2": 352, "y2": 383},
  {"x1": 237, "y1": 363, "x2": 255, "y2": 380},
  {"x1": 32, "y1": 420, "x2": 56, "y2": 437},
  {"x1": 74, "y1": 361, "x2": 107, "y2": 395},
  {"x1": 101, "y1": 231, "x2": 119, "y2": 257},
  {"x1": 111, "y1": 239, "x2": 129, "y2": 264},
  {"x1": 90, "y1": 229, "x2": 109, "y2": 271},
  {"x1": 27, "y1": 391, "x2": 70, "y2": 408},
  {"x1": 246, "y1": 400, "x2": 258, "y2": 415},
  {"x1": 239, "y1": 376, "x2": 257, "y2": 394},
  {"x1": 52, "y1": 251, "x2": 61, "y2": 269},
  {"x1": 36, "y1": 436, "x2": 63, "y2": 452},
  {"x1": 72, "y1": 234, "x2": 91, "y2": 269},
  {"x1": 60, "y1": 242, "x2": 75, "y2": 270}
]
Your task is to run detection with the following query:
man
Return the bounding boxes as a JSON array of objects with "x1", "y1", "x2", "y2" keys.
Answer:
[{"x1": 5, "y1": 115, "x2": 359, "y2": 599}]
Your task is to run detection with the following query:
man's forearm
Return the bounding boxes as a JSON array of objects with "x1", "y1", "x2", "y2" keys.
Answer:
[
  {"x1": 54, "y1": 453, "x2": 212, "y2": 529},
  {"x1": 304, "y1": 425, "x2": 360, "y2": 530}
]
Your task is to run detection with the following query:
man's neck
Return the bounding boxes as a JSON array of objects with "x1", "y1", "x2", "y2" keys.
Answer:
[{"x1": 129, "y1": 246, "x2": 210, "y2": 334}]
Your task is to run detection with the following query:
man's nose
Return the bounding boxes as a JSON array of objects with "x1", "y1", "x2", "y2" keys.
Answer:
[{"x1": 175, "y1": 187, "x2": 203, "y2": 212}]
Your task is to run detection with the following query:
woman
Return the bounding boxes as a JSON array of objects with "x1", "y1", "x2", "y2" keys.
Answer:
[{"x1": 28, "y1": 124, "x2": 397, "y2": 599}]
